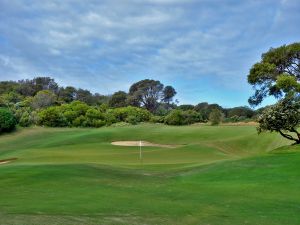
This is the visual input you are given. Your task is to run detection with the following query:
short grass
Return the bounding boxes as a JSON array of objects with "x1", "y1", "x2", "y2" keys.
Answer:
[{"x1": 0, "y1": 124, "x2": 299, "y2": 225}]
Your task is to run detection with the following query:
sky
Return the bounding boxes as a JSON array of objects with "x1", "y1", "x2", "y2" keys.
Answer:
[{"x1": 0, "y1": 0, "x2": 299, "y2": 108}]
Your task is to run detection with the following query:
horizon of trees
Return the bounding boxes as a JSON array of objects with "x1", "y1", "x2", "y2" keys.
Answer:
[
  {"x1": 0, "y1": 76, "x2": 262, "y2": 131},
  {"x1": 0, "y1": 76, "x2": 261, "y2": 110}
]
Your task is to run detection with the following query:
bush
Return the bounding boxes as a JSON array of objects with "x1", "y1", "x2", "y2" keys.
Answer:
[
  {"x1": 111, "y1": 106, "x2": 152, "y2": 123},
  {"x1": 72, "y1": 115, "x2": 86, "y2": 127},
  {"x1": 104, "y1": 110, "x2": 117, "y2": 125},
  {"x1": 165, "y1": 110, "x2": 184, "y2": 125},
  {"x1": 0, "y1": 108, "x2": 17, "y2": 132},
  {"x1": 126, "y1": 115, "x2": 139, "y2": 125},
  {"x1": 38, "y1": 106, "x2": 67, "y2": 127},
  {"x1": 19, "y1": 111, "x2": 33, "y2": 127},
  {"x1": 209, "y1": 109, "x2": 223, "y2": 125},
  {"x1": 165, "y1": 109, "x2": 202, "y2": 125},
  {"x1": 150, "y1": 115, "x2": 165, "y2": 123}
]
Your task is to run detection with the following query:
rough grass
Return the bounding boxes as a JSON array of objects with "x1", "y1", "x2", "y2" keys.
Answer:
[{"x1": 0, "y1": 124, "x2": 299, "y2": 225}]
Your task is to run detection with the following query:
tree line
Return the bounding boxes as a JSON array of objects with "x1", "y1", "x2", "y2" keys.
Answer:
[{"x1": 0, "y1": 77, "x2": 260, "y2": 132}]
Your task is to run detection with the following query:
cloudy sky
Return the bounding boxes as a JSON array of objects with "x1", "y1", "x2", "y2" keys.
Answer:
[{"x1": 0, "y1": 0, "x2": 299, "y2": 107}]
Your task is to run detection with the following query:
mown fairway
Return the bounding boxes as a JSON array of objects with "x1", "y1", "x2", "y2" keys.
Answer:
[{"x1": 0, "y1": 124, "x2": 299, "y2": 225}]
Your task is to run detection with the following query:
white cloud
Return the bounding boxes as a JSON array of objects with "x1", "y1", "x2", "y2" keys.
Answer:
[{"x1": 0, "y1": 0, "x2": 299, "y2": 105}]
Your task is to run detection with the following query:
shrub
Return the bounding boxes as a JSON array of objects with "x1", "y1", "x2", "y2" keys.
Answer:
[
  {"x1": 38, "y1": 106, "x2": 67, "y2": 127},
  {"x1": 209, "y1": 109, "x2": 223, "y2": 125},
  {"x1": 19, "y1": 111, "x2": 33, "y2": 127},
  {"x1": 72, "y1": 115, "x2": 86, "y2": 127},
  {"x1": 31, "y1": 90, "x2": 56, "y2": 109},
  {"x1": 150, "y1": 115, "x2": 165, "y2": 123},
  {"x1": 112, "y1": 106, "x2": 152, "y2": 123},
  {"x1": 0, "y1": 108, "x2": 17, "y2": 132},
  {"x1": 104, "y1": 110, "x2": 117, "y2": 125},
  {"x1": 126, "y1": 115, "x2": 139, "y2": 125},
  {"x1": 165, "y1": 109, "x2": 202, "y2": 125},
  {"x1": 165, "y1": 110, "x2": 183, "y2": 125}
]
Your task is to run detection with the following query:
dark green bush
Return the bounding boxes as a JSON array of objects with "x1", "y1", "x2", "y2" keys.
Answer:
[
  {"x1": 112, "y1": 106, "x2": 152, "y2": 123},
  {"x1": 0, "y1": 107, "x2": 17, "y2": 132},
  {"x1": 150, "y1": 115, "x2": 165, "y2": 123},
  {"x1": 164, "y1": 109, "x2": 202, "y2": 125},
  {"x1": 38, "y1": 106, "x2": 68, "y2": 127}
]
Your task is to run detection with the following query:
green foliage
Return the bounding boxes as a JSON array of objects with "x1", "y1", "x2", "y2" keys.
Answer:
[
  {"x1": 248, "y1": 42, "x2": 300, "y2": 106},
  {"x1": 126, "y1": 115, "x2": 139, "y2": 125},
  {"x1": 109, "y1": 91, "x2": 128, "y2": 108},
  {"x1": 276, "y1": 74, "x2": 300, "y2": 93},
  {"x1": 128, "y1": 79, "x2": 164, "y2": 112},
  {"x1": 31, "y1": 90, "x2": 56, "y2": 109},
  {"x1": 165, "y1": 109, "x2": 202, "y2": 125},
  {"x1": 12, "y1": 106, "x2": 34, "y2": 127},
  {"x1": 58, "y1": 86, "x2": 77, "y2": 103},
  {"x1": 209, "y1": 109, "x2": 223, "y2": 126},
  {"x1": 257, "y1": 96, "x2": 300, "y2": 144},
  {"x1": 17, "y1": 77, "x2": 59, "y2": 96},
  {"x1": 226, "y1": 106, "x2": 254, "y2": 118},
  {"x1": 195, "y1": 102, "x2": 223, "y2": 121},
  {"x1": 178, "y1": 104, "x2": 194, "y2": 111},
  {"x1": 0, "y1": 92, "x2": 23, "y2": 107},
  {"x1": 111, "y1": 106, "x2": 152, "y2": 123},
  {"x1": 162, "y1": 85, "x2": 177, "y2": 104},
  {"x1": 84, "y1": 108, "x2": 105, "y2": 127},
  {"x1": 0, "y1": 108, "x2": 17, "y2": 132},
  {"x1": 19, "y1": 111, "x2": 33, "y2": 127},
  {"x1": 104, "y1": 110, "x2": 117, "y2": 125},
  {"x1": 37, "y1": 103, "x2": 151, "y2": 127},
  {"x1": 38, "y1": 106, "x2": 67, "y2": 127},
  {"x1": 150, "y1": 115, "x2": 165, "y2": 123},
  {"x1": 164, "y1": 110, "x2": 183, "y2": 125},
  {"x1": 0, "y1": 81, "x2": 20, "y2": 95}
]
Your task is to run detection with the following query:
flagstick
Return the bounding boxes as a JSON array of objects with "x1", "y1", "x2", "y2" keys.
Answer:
[{"x1": 139, "y1": 140, "x2": 143, "y2": 164}]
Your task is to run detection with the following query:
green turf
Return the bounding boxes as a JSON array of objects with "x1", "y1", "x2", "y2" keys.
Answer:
[{"x1": 0, "y1": 124, "x2": 299, "y2": 224}]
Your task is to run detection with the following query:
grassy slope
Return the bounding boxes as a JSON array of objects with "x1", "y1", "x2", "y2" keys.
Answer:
[{"x1": 0, "y1": 124, "x2": 299, "y2": 225}]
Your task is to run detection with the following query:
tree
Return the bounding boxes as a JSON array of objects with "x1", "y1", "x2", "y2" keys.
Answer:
[
  {"x1": 162, "y1": 86, "x2": 177, "y2": 104},
  {"x1": 247, "y1": 42, "x2": 300, "y2": 106},
  {"x1": 227, "y1": 106, "x2": 255, "y2": 118},
  {"x1": 195, "y1": 102, "x2": 223, "y2": 121},
  {"x1": 32, "y1": 77, "x2": 59, "y2": 94},
  {"x1": 31, "y1": 90, "x2": 56, "y2": 109},
  {"x1": 75, "y1": 89, "x2": 94, "y2": 105},
  {"x1": 0, "y1": 92, "x2": 23, "y2": 107},
  {"x1": 58, "y1": 86, "x2": 77, "y2": 103},
  {"x1": 257, "y1": 96, "x2": 300, "y2": 144},
  {"x1": 178, "y1": 104, "x2": 194, "y2": 111},
  {"x1": 0, "y1": 108, "x2": 17, "y2": 132},
  {"x1": 128, "y1": 79, "x2": 164, "y2": 113},
  {"x1": 0, "y1": 81, "x2": 19, "y2": 95},
  {"x1": 209, "y1": 109, "x2": 222, "y2": 125},
  {"x1": 17, "y1": 77, "x2": 59, "y2": 96},
  {"x1": 109, "y1": 91, "x2": 128, "y2": 108}
]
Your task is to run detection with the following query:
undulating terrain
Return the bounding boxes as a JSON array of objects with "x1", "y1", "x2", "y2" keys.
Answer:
[{"x1": 0, "y1": 124, "x2": 299, "y2": 225}]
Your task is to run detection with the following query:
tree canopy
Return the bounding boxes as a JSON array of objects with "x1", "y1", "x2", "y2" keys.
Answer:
[
  {"x1": 248, "y1": 42, "x2": 300, "y2": 106},
  {"x1": 257, "y1": 96, "x2": 300, "y2": 144},
  {"x1": 129, "y1": 79, "x2": 164, "y2": 112},
  {"x1": 109, "y1": 91, "x2": 128, "y2": 108}
]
